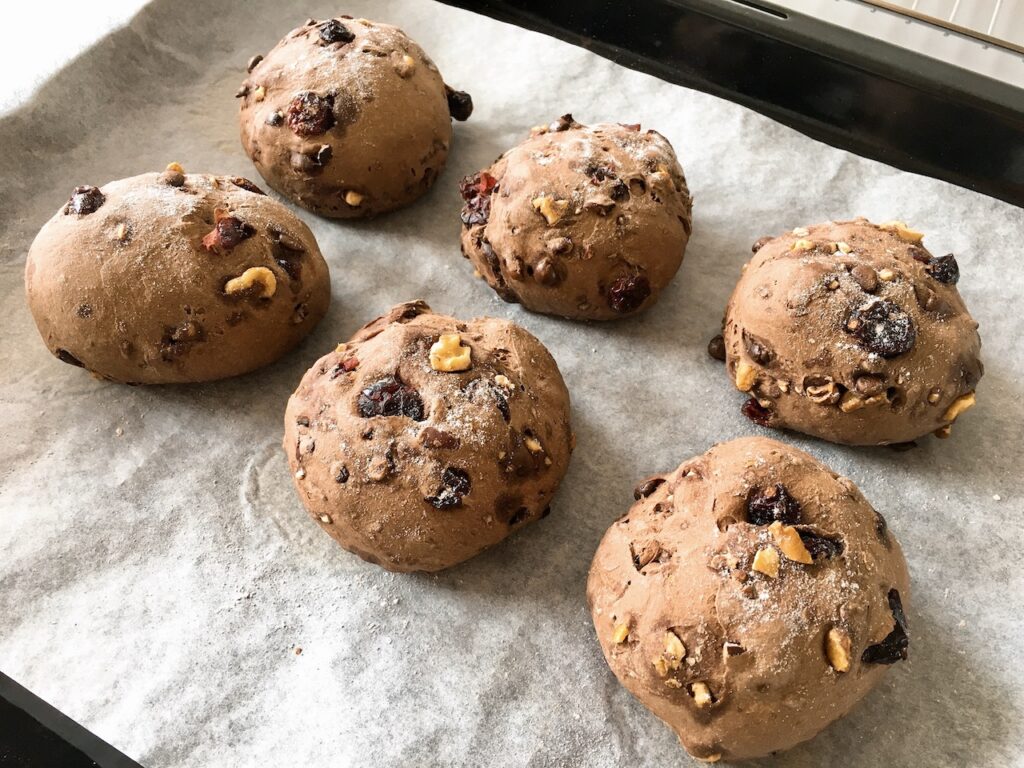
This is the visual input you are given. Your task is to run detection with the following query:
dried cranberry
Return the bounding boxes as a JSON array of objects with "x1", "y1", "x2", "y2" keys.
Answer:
[
  {"x1": 286, "y1": 92, "x2": 336, "y2": 137},
  {"x1": 229, "y1": 177, "x2": 265, "y2": 195},
  {"x1": 741, "y1": 397, "x2": 772, "y2": 426},
  {"x1": 845, "y1": 299, "x2": 916, "y2": 358},
  {"x1": 608, "y1": 274, "x2": 651, "y2": 313},
  {"x1": 202, "y1": 216, "x2": 255, "y2": 253},
  {"x1": 862, "y1": 588, "x2": 909, "y2": 665},
  {"x1": 357, "y1": 376, "x2": 425, "y2": 421},
  {"x1": 318, "y1": 19, "x2": 354, "y2": 45},
  {"x1": 444, "y1": 85, "x2": 473, "y2": 121},
  {"x1": 425, "y1": 467, "x2": 472, "y2": 509},
  {"x1": 797, "y1": 529, "x2": 844, "y2": 559},
  {"x1": 707, "y1": 334, "x2": 726, "y2": 361},
  {"x1": 926, "y1": 253, "x2": 959, "y2": 284},
  {"x1": 459, "y1": 172, "x2": 497, "y2": 226},
  {"x1": 63, "y1": 186, "x2": 105, "y2": 215},
  {"x1": 747, "y1": 484, "x2": 801, "y2": 526}
]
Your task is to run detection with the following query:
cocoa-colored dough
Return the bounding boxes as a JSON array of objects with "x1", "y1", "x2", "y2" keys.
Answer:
[
  {"x1": 588, "y1": 436, "x2": 910, "y2": 762},
  {"x1": 283, "y1": 301, "x2": 573, "y2": 572},
  {"x1": 722, "y1": 219, "x2": 983, "y2": 445},
  {"x1": 25, "y1": 168, "x2": 330, "y2": 384},
  {"x1": 459, "y1": 115, "x2": 692, "y2": 320},
  {"x1": 239, "y1": 16, "x2": 472, "y2": 218}
]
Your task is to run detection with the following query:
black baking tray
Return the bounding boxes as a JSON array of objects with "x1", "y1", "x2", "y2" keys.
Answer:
[
  {"x1": 3, "y1": 0, "x2": 1021, "y2": 765},
  {"x1": 439, "y1": 0, "x2": 1024, "y2": 207}
]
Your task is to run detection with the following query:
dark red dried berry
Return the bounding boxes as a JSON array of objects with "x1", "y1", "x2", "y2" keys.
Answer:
[
  {"x1": 741, "y1": 397, "x2": 772, "y2": 426},
  {"x1": 286, "y1": 92, "x2": 336, "y2": 137},
  {"x1": 459, "y1": 172, "x2": 497, "y2": 226},
  {"x1": 797, "y1": 529, "x2": 844, "y2": 559},
  {"x1": 862, "y1": 588, "x2": 909, "y2": 665},
  {"x1": 747, "y1": 484, "x2": 801, "y2": 526},
  {"x1": 707, "y1": 334, "x2": 726, "y2": 361},
  {"x1": 318, "y1": 19, "x2": 354, "y2": 45},
  {"x1": 426, "y1": 467, "x2": 472, "y2": 509},
  {"x1": 444, "y1": 85, "x2": 473, "y2": 121},
  {"x1": 845, "y1": 299, "x2": 916, "y2": 358},
  {"x1": 926, "y1": 253, "x2": 959, "y2": 284},
  {"x1": 229, "y1": 177, "x2": 266, "y2": 195},
  {"x1": 608, "y1": 274, "x2": 651, "y2": 313},
  {"x1": 357, "y1": 376, "x2": 425, "y2": 421},
  {"x1": 202, "y1": 216, "x2": 255, "y2": 253},
  {"x1": 63, "y1": 186, "x2": 105, "y2": 215}
]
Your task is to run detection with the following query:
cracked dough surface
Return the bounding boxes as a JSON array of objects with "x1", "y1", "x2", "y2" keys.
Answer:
[{"x1": 587, "y1": 436, "x2": 910, "y2": 761}]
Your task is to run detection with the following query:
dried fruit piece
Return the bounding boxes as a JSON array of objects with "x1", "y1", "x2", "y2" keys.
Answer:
[
  {"x1": 532, "y1": 195, "x2": 570, "y2": 225},
  {"x1": 224, "y1": 266, "x2": 276, "y2": 298},
  {"x1": 926, "y1": 253, "x2": 959, "y2": 284},
  {"x1": 769, "y1": 521, "x2": 813, "y2": 564},
  {"x1": 425, "y1": 467, "x2": 472, "y2": 509},
  {"x1": 444, "y1": 85, "x2": 473, "y2": 121},
  {"x1": 429, "y1": 333, "x2": 472, "y2": 372},
  {"x1": 286, "y1": 91, "x2": 336, "y2": 137},
  {"x1": 862, "y1": 588, "x2": 909, "y2": 664},
  {"x1": 845, "y1": 299, "x2": 916, "y2": 358},
  {"x1": 202, "y1": 214, "x2": 255, "y2": 253},
  {"x1": 747, "y1": 484, "x2": 802, "y2": 525},
  {"x1": 825, "y1": 627, "x2": 852, "y2": 672},
  {"x1": 612, "y1": 623, "x2": 630, "y2": 644},
  {"x1": 751, "y1": 547, "x2": 779, "y2": 578},
  {"x1": 63, "y1": 185, "x2": 105, "y2": 215},
  {"x1": 798, "y1": 529, "x2": 844, "y2": 560},
  {"x1": 459, "y1": 171, "x2": 497, "y2": 226},
  {"x1": 741, "y1": 397, "x2": 772, "y2": 426},
  {"x1": 742, "y1": 330, "x2": 774, "y2": 365},
  {"x1": 607, "y1": 274, "x2": 651, "y2": 313},
  {"x1": 357, "y1": 376, "x2": 425, "y2": 421},
  {"x1": 943, "y1": 392, "x2": 975, "y2": 422},
  {"x1": 229, "y1": 176, "x2": 265, "y2": 195},
  {"x1": 319, "y1": 19, "x2": 354, "y2": 44}
]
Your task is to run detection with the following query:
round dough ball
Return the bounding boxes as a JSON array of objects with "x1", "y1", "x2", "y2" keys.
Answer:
[
  {"x1": 25, "y1": 169, "x2": 330, "y2": 384},
  {"x1": 239, "y1": 16, "x2": 472, "y2": 218},
  {"x1": 283, "y1": 301, "x2": 573, "y2": 572},
  {"x1": 587, "y1": 436, "x2": 910, "y2": 762},
  {"x1": 723, "y1": 219, "x2": 982, "y2": 445},
  {"x1": 459, "y1": 115, "x2": 692, "y2": 320}
]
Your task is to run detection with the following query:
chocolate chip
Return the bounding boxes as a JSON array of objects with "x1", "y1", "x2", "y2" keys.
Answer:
[
  {"x1": 850, "y1": 264, "x2": 879, "y2": 293},
  {"x1": 609, "y1": 180, "x2": 629, "y2": 201},
  {"x1": 742, "y1": 330, "x2": 774, "y2": 365},
  {"x1": 459, "y1": 172, "x2": 497, "y2": 226},
  {"x1": 246, "y1": 54, "x2": 263, "y2": 72},
  {"x1": 741, "y1": 397, "x2": 772, "y2": 426},
  {"x1": 286, "y1": 91, "x2": 336, "y2": 137},
  {"x1": 752, "y1": 236, "x2": 772, "y2": 253},
  {"x1": 421, "y1": 427, "x2": 460, "y2": 449},
  {"x1": 333, "y1": 464, "x2": 350, "y2": 484},
  {"x1": 63, "y1": 186, "x2": 105, "y2": 215},
  {"x1": 533, "y1": 256, "x2": 566, "y2": 286},
  {"x1": 550, "y1": 113, "x2": 576, "y2": 132},
  {"x1": 862, "y1": 588, "x2": 909, "y2": 665},
  {"x1": 266, "y1": 111, "x2": 284, "y2": 127},
  {"x1": 159, "y1": 320, "x2": 204, "y2": 361},
  {"x1": 160, "y1": 170, "x2": 185, "y2": 187},
  {"x1": 707, "y1": 334, "x2": 726, "y2": 361},
  {"x1": 228, "y1": 177, "x2": 265, "y2": 195},
  {"x1": 633, "y1": 476, "x2": 665, "y2": 500},
  {"x1": 926, "y1": 253, "x2": 959, "y2": 284},
  {"x1": 747, "y1": 483, "x2": 801, "y2": 526},
  {"x1": 845, "y1": 299, "x2": 916, "y2": 358},
  {"x1": 724, "y1": 641, "x2": 746, "y2": 656},
  {"x1": 425, "y1": 467, "x2": 472, "y2": 509},
  {"x1": 314, "y1": 145, "x2": 333, "y2": 166},
  {"x1": 202, "y1": 216, "x2": 255, "y2": 253},
  {"x1": 271, "y1": 232, "x2": 305, "y2": 281},
  {"x1": 318, "y1": 19, "x2": 354, "y2": 45},
  {"x1": 77, "y1": 304, "x2": 93, "y2": 319},
  {"x1": 55, "y1": 348, "x2": 84, "y2": 368},
  {"x1": 478, "y1": 240, "x2": 518, "y2": 303},
  {"x1": 444, "y1": 85, "x2": 473, "y2": 121},
  {"x1": 508, "y1": 506, "x2": 530, "y2": 525},
  {"x1": 873, "y1": 509, "x2": 890, "y2": 544},
  {"x1": 357, "y1": 376, "x2": 425, "y2": 421},
  {"x1": 607, "y1": 274, "x2": 651, "y2": 313},
  {"x1": 796, "y1": 529, "x2": 844, "y2": 559},
  {"x1": 235, "y1": 85, "x2": 250, "y2": 99}
]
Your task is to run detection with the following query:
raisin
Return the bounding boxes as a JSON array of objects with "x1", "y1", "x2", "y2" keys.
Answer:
[
  {"x1": 707, "y1": 334, "x2": 726, "y2": 361},
  {"x1": 63, "y1": 186, "x2": 105, "y2": 215},
  {"x1": 271, "y1": 231, "x2": 305, "y2": 281},
  {"x1": 742, "y1": 330, "x2": 774, "y2": 365},
  {"x1": 741, "y1": 397, "x2": 772, "y2": 426},
  {"x1": 633, "y1": 476, "x2": 665, "y2": 500},
  {"x1": 459, "y1": 172, "x2": 497, "y2": 226},
  {"x1": 229, "y1": 177, "x2": 265, "y2": 195},
  {"x1": 873, "y1": 509, "x2": 890, "y2": 544},
  {"x1": 357, "y1": 376, "x2": 425, "y2": 421},
  {"x1": 797, "y1": 529, "x2": 844, "y2": 559},
  {"x1": 425, "y1": 467, "x2": 472, "y2": 509},
  {"x1": 862, "y1": 588, "x2": 909, "y2": 665},
  {"x1": 444, "y1": 85, "x2": 473, "y2": 121},
  {"x1": 286, "y1": 92, "x2": 336, "y2": 137},
  {"x1": 55, "y1": 348, "x2": 84, "y2": 368},
  {"x1": 334, "y1": 465, "x2": 350, "y2": 484},
  {"x1": 608, "y1": 274, "x2": 651, "y2": 313},
  {"x1": 747, "y1": 484, "x2": 801, "y2": 525},
  {"x1": 926, "y1": 253, "x2": 959, "y2": 284},
  {"x1": 202, "y1": 216, "x2": 255, "y2": 253},
  {"x1": 318, "y1": 19, "x2": 354, "y2": 45},
  {"x1": 845, "y1": 299, "x2": 916, "y2": 358}
]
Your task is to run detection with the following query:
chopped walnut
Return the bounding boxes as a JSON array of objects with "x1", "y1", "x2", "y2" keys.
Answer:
[
  {"x1": 224, "y1": 266, "x2": 277, "y2": 298},
  {"x1": 690, "y1": 682, "x2": 714, "y2": 708},
  {"x1": 792, "y1": 226, "x2": 810, "y2": 237},
  {"x1": 792, "y1": 238, "x2": 814, "y2": 251},
  {"x1": 826, "y1": 627, "x2": 852, "y2": 672},
  {"x1": 429, "y1": 333, "x2": 472, "y2": 372},
  {"x1": 663, "y1": 631, "x2": 687, "y2": 670},
  {"x1": 878, "y1": 268, "x2": 896, "y2": 282},
  {"x1": 751, "y1": 546, "x2": 780, "y2": 578},
  {"x1": 612, "y1": 623, "x2": 630, "y2": 644},
  {"x1": 344, "y1": 190, "x2": 364, "y2": 207},
  {"x1": 734, "y1": 360, "x2": 757, "y2": 392},
  {"x1": 524, "y1": 436, "x2": 543, "y2": 453},
  {"x1": 835, "y1": 241, "x2": 852, "y2": 254},
  {"x1": 942, "y1": 392, "x2": 975, "y2": 422},
  {"x1": 880, "y1": 220, "x2": 924, "y2": 242},
  {"x1": 769, "y1": 521, "x2": 813, "y2": 564},
  {"x1": 532, "y1": 195, "x2": 569, "y2": 225},
  {"x1": 394, "y1": 53, "x2": 416, "y2": 78}
]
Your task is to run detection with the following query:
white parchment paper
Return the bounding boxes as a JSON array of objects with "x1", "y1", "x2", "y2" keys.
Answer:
[{"x1": 1, "y1": 1, "x2": 1022, "y2": 766}]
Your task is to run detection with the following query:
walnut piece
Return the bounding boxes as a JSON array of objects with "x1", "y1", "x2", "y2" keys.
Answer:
[
  {"x1": 943, "y1": 392, "x2": 976, "y2": 422},
  {"x1": 826, "y1": 627, "x2": 852, "y2": 672},
  {"x1": 690, "y1": 682, "x2": 714, "y2": 708},
  {"x1": 429, "y1": 333, "x2": 472, "y2": 372},
  {"x1": 734, "y1": 360, "x2": 757, "y2": 392},
  {"x1": 751, "y1": 546, "x2": 780, "y2": 578},
  {"x1": 880, "y1": 220, "x2": 924, "y2": 242},
  {"x1": 792, "y1": 238, "x2": 814, "y2": 251},
  {"x1": 769, "y1": 521, "x2": 813, "y2": 564},
  {"x1": 532, "y1": 195, "x2": 569, "y2": 225},
  {"x1": 224, "y1": 266, "x2": 277, "y2": 298},
  {"x1": 344, "y1": 190, "x2": 364, "y2": 207},
  {"x1": 612, "y1": 623, "x2": 630, "y2": 644}
]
